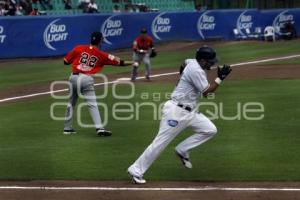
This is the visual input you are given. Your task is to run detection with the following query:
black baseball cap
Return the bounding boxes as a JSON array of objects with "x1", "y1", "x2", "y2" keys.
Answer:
[
  {"x1": 140, "y1": 28, "x2": 147, "y2": 34},
  {"x1": 91, "y1": 31, "x2": 103, "y2": 45}
]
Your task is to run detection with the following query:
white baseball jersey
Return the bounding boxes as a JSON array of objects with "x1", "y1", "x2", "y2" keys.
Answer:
[
  {"x1": 171, "y1": 59, "x2": 210, "y2": 109},
  {"x1": 128, "y1": 59, "x2": 217, "y2": 179}
]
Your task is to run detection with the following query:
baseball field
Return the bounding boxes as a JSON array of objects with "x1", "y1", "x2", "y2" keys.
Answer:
[{"x1": 0, "y1": 40, "x2": 300, "y2": 199}]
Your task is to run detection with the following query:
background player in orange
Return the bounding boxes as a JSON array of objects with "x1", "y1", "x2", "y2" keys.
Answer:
[
  {"x1": 63, "y1": 31, "x2": 136, "y2": 136},
  {"x1": 131, "y1": 28, "x2": 157, "y2": 81}
]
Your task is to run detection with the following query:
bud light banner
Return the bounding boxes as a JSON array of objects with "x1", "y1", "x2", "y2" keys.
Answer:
[
  {"x1": 44, "y1": 19, "x2": 68, "y2": 51},
  {"x1": 0, "y1": 9, "x2": 299, "y2": 59},
  {"x1": 0, "y1": 15, "x2": 108, "y2": 58},
  {"x1": 261, "y1": 9, "x2": 300, "y2": 35}
]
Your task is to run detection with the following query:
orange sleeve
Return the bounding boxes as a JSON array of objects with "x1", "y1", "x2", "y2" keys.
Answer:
[
  {"x1": 100, "y1": 51, "x2": 120, "y2": 66},
  {"x1": 64, "y1": 47, "x2": 77, "y2": 64}
]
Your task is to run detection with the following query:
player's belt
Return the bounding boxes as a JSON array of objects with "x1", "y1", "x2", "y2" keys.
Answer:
[
  {"x1": 177, "y1": 104, "x2": 192, "y2": 112},
  {"x1": 72, "y1": 72, "x2": 80, "y2": 75}
]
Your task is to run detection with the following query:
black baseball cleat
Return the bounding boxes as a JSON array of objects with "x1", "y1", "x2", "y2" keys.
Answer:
[
  {"x1": 97, "y1": 128, "x2": 112, "y2": 137},
  {"x1": 63, "y1": 129, "x2": 76, "y2": 135},
  {"x1": 175, "y1": 150, "x2": 193, "y2": 169}
]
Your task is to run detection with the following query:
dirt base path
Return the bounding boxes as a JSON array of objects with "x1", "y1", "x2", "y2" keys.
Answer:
[
  {"x1": 0, "y1": 181, "x2": 299, "y2": 200},
  {"x1": 1, "y1": 63, "x2": 300, "y2": 103}
]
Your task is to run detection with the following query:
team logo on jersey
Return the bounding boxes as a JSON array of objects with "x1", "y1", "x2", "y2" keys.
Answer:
[
  {"x1": 197, "y1": 11, "x2": 216, "y2": 40},
  {"x1": 273, "y1": 10, "x2": 294, "y2": 34},
  {"x1": 43, "y1": 19, "x2": 68, "y2": 51},
  {"x1": 0, "y1": 26, "x2": 6, "y2": 44},
  {"x1": 151, "y1": 12, "x2": 172, "y2": 40},
  {"x1": 236, "y1": 10, "x2": 253, "y2": 36},
  {"x1": 168, "y1": 120, "x2": 178, "y2": 127},
  {"x1": 101, "y1": 15, "x2": 124, "y2": 45}
]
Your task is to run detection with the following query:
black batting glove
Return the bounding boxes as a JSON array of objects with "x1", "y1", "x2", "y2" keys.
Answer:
[{"x1": 217, "y1": 65, "x2": 232, "y2": 80}]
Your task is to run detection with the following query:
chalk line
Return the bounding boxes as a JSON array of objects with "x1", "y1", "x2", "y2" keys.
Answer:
[{"x1": 0, "y1": 186, "x2": 299, "y2": 191}]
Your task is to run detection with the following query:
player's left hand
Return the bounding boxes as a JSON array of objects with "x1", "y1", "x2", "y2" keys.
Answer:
[
  {"x1": 150, "y1": 50, "x2": 157, "y2": 58},
  {"x1": 217, "y1": 65, "x2": 232, "y2": 80}
]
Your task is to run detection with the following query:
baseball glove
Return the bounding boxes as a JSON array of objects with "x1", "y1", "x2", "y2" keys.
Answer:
[
  {"x1": 150, "y1": 50, "x2": 157, "y2": 58},
  {"x1": 217, "y1": 65, "x2": 232, "y2": 80}
]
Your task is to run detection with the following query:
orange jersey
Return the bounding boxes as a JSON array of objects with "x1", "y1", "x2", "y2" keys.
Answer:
[
  {"x1": 64, "y1": 45, "x2": 119, "y2": 75},
  {"x1": 133, "y1": 36, "x2": 154, "y2": 51}
]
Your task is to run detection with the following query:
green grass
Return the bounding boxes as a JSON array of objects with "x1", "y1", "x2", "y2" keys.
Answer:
[
  {"x1": 216, "y1": 40, "x2": 300, "y2": 64},
  {"x1": 0, "y1": 40, "x2": 300, "y2": 90},
  {"x1": 0, "y1": 79, "x2": 300, "y2": 181},
  {"x1": 0, "y1": 40, "x2": 300, "y2": 181}
]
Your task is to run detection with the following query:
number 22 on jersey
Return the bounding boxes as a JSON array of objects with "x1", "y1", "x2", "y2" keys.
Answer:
[{"x1": 79, "y1": 52, "x2": 99, "y2": 69}]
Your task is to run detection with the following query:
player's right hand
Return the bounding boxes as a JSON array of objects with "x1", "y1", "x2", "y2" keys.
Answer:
[{"x1": 217, "y1": 65, "x2": 232, "y2": 80}]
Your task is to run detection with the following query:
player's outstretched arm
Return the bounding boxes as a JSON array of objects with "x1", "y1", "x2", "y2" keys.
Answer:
[
  {"x1": 203, "y1": 65, "x2": 232, "y2": 97},
  {"x1": 120, "y1": 60, "x2": 139, "y2": 67},
  {"x1": 110, "y1": 55, "x2": 138, "y2": 67}
]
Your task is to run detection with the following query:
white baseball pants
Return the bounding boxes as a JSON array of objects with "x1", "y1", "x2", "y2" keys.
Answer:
[
  {"x1": 64, "y1": 73, "x2": 103, "y2": 130},
  {"x1": 128, "y1": 100, "x2": 217, "y2": 177},
  {"x1": 132, "y1": 52, "x2": 151, "y2": 80}
]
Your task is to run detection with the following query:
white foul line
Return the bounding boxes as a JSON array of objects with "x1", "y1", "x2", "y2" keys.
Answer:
[
  {"x1": 0, "y1": 186, "x2": 300, "y2": 191},
  {"x1": 230, "y1": 54, "x2": 300, "y2": 67},
  {"x1": 0, "y1": 54, "x2": 300, "y2": 103}
]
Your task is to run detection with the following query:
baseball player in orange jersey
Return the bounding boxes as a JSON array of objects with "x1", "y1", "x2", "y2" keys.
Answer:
[
  {"x1": 63, "y1": 31, "x2": 137, "y2": 136},
  {"x1": 131, "y1": 28, "x2": 157, "y2": 81}
]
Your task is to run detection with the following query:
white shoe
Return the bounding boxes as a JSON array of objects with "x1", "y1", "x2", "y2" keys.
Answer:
[
  {"x1": 176, "y1": 151, "x2": 193, "y2": 169},
  {"x1": 128, "y1": 171, "x2": 146, "y2": 184}
]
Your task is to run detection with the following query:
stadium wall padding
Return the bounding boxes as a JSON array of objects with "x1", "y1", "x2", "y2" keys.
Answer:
[{"x1": 0, "y1": 9, "x2": 299, "y2": 59}]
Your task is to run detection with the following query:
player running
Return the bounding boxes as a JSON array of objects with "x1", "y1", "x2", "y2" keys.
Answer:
[
  {"x1": 131, "y1": 28, "x2": 157, "y2": 81},
  {"x1": 128, "y1": 46, "x2": 232, "y2": 184},
  {"x1": 63, "y1": 31, "x2": 136, "y2": 136}
]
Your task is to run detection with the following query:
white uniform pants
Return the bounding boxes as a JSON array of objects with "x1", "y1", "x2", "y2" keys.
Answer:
[
  {"x1": 128, "y1": 100, "x2": 217, "y2": 177},
  {"x1": 64, "y1": 74, "x2": 103, "y2": 130},
  {"x1": 132, "y1": 52, "x2": 151, "y2": 79}
]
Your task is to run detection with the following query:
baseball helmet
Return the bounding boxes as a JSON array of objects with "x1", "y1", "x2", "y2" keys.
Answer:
[
  {"x1": 91, "y1": 31, "x2": 103, "y2": 45},
  {"x1": 195, "y1": 46, "x2": 218, "y2": 64},
  {"x1": 140, "y1": 28, "x2": 147, "y2": 34}
]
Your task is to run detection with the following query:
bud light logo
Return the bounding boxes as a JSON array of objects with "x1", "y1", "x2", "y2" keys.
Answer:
[
  {"x1": 236, "y1": 11, "x2": 253, "y2": 36},
  {"x1": 101, "y1": 15, "x2": 124, "y2": 45},
  {"x1": 197, "y1": 11, "x2": 216, "y2": 39},
  {"x1": 273, "y1": 10, "x2": 294, "y2": 34},
  {"x1": 151, "y1": 12, "x2": 172, "y2": 40},
  {"x1": 43, "y1": 19, "x2": 68, "y2": 51},
  {"x1": 0, "y1": 26, "x2": 6, "y2": 43}
]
